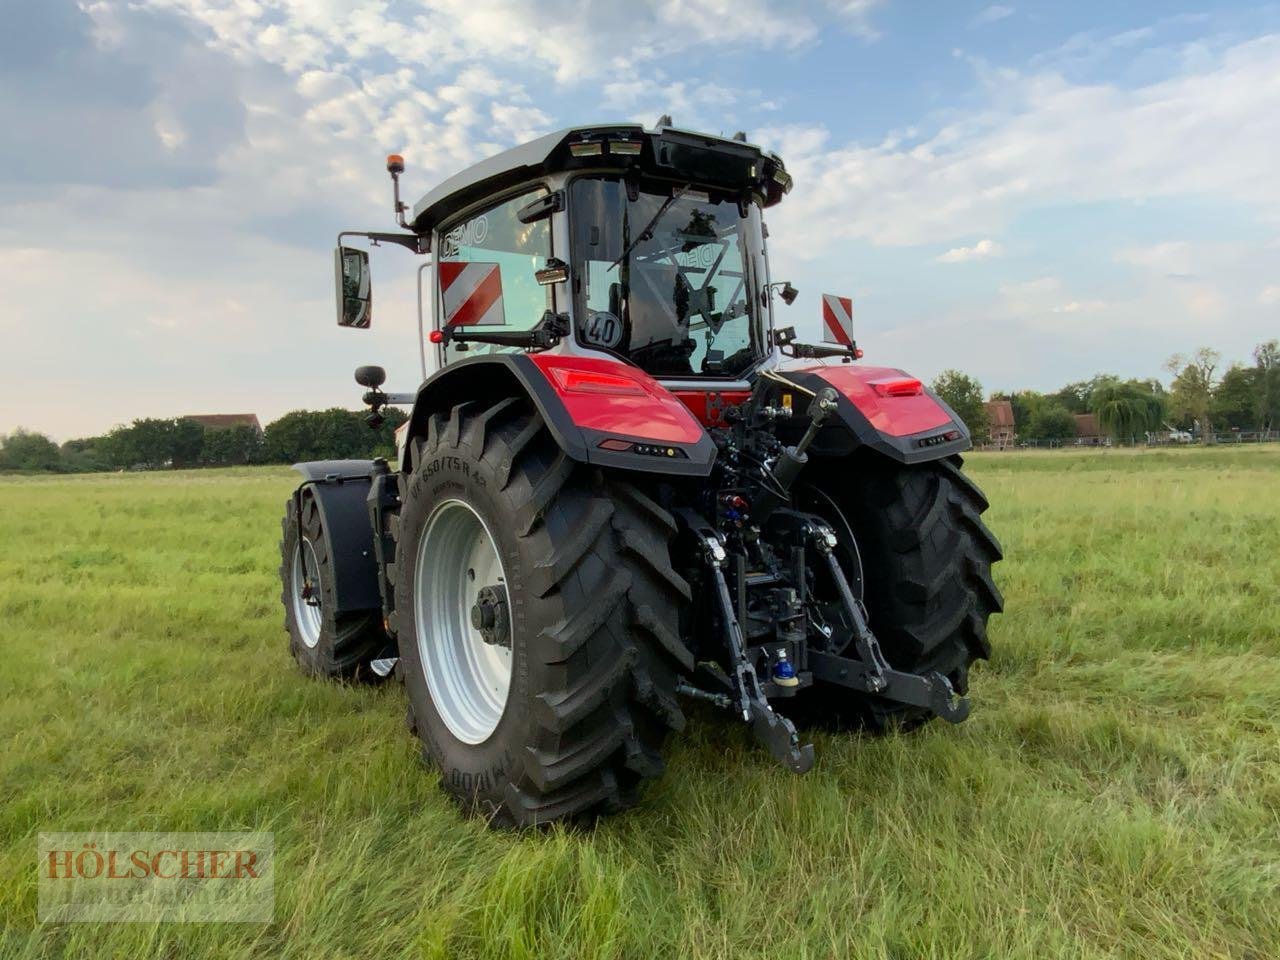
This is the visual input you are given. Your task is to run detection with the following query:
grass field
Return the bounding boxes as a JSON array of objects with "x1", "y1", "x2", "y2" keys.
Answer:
[{"x1": 2, "y1": 447, "x2": 1278, "y2": 959}]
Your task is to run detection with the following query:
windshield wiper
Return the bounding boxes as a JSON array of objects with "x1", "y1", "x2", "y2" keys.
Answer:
[{"x1": 608, "y1": 184, "x2": 692, "y2": 272}]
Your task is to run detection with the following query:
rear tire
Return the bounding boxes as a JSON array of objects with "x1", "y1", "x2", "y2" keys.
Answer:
[
  {"x1": 279, "y1": 493, "x2": 389, "y2": 680},
  {"x1": 797, "y1": 454, "x2": 1003, "y2": 731},
  {"x1": 392, "y1": 398, "x2": 693, "y2": 827}
]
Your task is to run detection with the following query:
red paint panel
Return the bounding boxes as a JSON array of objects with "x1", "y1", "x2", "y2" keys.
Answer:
[
  {"x1": 821, "y1": 296, "x2": 853, "y2": 345},
  {"x1": 529, "y1": 355, "x2": 706, "y2": 445},
  {"x1": 672, "y1": 389, "x2": 752, "y2": 427},
  {"x1": 791, "y1": 363, "x2": 952, "y2": 437},
  {"x1": 438, "y1": 260, "x2": 468, "y2": 291},
  {"x1": 446, "y1": 267, "x2": 502, "y2": 327}
]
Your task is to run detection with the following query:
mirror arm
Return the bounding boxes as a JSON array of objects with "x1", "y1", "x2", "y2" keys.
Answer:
[
  {"x1": 337, "y1": 230, "x2": 428, "y2": 255},
  {"x1": 443, "y1": 311, "x2": 569, "y2": 351}
]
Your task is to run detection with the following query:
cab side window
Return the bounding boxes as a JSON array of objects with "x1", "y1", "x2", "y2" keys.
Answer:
[{"x1": 437, "y1": 188, "x2": 551, "y2": 362}]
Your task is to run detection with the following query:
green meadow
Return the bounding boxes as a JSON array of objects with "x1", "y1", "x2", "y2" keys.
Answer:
[{"x1": 2, "y1": 446, "x2": 1278, "y2": 959}]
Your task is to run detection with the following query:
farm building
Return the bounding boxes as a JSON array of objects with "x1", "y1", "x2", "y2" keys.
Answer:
[
  {"x1": 985, "y1": 400, "x2": 1016, "y2": 449},
  {"x1": 1073, "y1": 413, "x2": 1107, "y2": 446}
]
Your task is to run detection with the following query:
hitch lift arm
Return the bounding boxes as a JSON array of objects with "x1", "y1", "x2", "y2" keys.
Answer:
[
  {"x1": 687, "y1": 521, "x2": 815, "y2": 774},
  {"x1": 806, "y1": 523, "x2": 970, "y2": 723}
]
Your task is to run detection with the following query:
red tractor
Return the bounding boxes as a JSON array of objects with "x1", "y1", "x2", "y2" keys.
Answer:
[{"x1": 281, "y1": 122, "x2": 1002, "y2": 826}]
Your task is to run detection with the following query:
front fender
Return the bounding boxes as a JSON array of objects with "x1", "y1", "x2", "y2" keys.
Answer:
[
  {"x1": 289, "y1": 461, "x2": 382, "y2": 614},
  {"x1": 776, "y1": 362, "x2": 971, "y2": 464},
  {"x1": 404, "y1": 354, "x2": 717, "y2": 477}
]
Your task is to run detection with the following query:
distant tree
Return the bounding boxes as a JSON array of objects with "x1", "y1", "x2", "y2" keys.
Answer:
[
  {"x1": 0, "y1": 429, "x2": 63, "y2": 472},
  {"x1": 1025, "y1": 403, "x2": 1077, "y2": 443},
  {"x1": 992, "y1": 390, "x2": 1045, "y2": 433},
  {"x1": 1255, "y1": 339, "x2": 1280, "y2": 437},
  {"x1": 171, "y1": 418, "x2": 206, "y2": 468},
  {"x1": 371, "y1": 408, "x2": 408, "y2": 459},
  {"x1": 1052, "y1": 374, "x2": 1128, "y2": 415},
  {"x1": 126, "y1": 418, "x2": 176, "y2": 469},
  {"x1": 1166, "y1": 348, "x2": 1222, "y2": 440},
  {"x1": 263, "y1": 408, "x2": 403, "y2": 463},
  {"x1": 264, "y1": 411, "x2": 323, "y2": 464},
  {"x1": 60, "y1": 437, "x2": 108, "y2": 473},
  {"x1": 1089, "y1": 380, "x2": 1166, "y2": 441},
  {"x1": 931, "y1": 370, "x2": 988, "y2": 438},
  {"x1": 1212, "y1": 364, "x2": 1258, "y2": 431},
  {"x1": 95, "y1": 417, "x2": 207, "y2": 470},
  {"x1": 316, "y1": 408, "x2": 370, "y2": 460},
  {"x1": 201, "y1": 425, "x2": 264, "y2": 466}
]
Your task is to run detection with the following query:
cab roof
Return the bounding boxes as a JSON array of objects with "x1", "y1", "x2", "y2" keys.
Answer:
[{"x1": 409, "y1": 123, "x2": 790, "y2": 235}]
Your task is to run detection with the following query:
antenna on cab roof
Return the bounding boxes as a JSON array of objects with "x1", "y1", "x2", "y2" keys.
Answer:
[{"x1": 386, "y1": 154, "x2": 410, "y2": 229}]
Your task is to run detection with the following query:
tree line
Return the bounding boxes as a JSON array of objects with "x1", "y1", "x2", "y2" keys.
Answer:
[
  {"x1": 0, "y1": 408, "x2": 408, "y2": 474},
  {"x1": 931, "y1": 340, "x2": 1280, "y2": 444},
  {"x1": 4, "y1": 339, "x2": 1276, "y2": 472}
]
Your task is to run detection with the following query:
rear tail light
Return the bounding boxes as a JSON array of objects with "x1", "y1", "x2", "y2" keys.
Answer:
[
  {"x1": 870, "y1": 378, "x2": 923, "y2": 398},
  {"x1": 548, "y1": 367, "x2": 646, "y2": 396}
]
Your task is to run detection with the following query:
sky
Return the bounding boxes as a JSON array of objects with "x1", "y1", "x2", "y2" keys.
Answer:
[{"x1": 2, "y1": 0, "x2": 1278, "y2": 441}]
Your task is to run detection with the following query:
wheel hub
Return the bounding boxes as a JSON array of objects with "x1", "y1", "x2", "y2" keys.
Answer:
[
  {"x1": 290, "y1": 537, "x2": 323, "y2": 649},
  {"x1": 470, "y1": 585, "x2": 510, "y2": 648}
]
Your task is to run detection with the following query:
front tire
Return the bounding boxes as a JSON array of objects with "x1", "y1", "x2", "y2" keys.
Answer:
[
  {"x1": 279, "y1": 493, "x2": 389, "y2": 680},
  {"x1": 393, "y1": 398, "x2": 693, "y2": 827}
]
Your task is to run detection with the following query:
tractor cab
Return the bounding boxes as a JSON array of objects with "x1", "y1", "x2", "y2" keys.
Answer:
[{"x1": 336, "y1": 123, "x2": 804, "y2": 414}]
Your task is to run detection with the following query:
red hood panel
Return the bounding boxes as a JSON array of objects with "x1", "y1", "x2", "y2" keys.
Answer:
[
  {"x1": 529, "y1": 354, "x2": 707, "y2": 445},
  {"x1": 787, "y1": 362, "x2": 952, "y2": 437}
]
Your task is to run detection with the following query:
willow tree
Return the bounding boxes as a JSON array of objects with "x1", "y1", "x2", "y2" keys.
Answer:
[
  {"x1": 1088, "y1": 381, "x2": 1166, "y2": 441},
  {"x1": 1166, "y1": 348, "x2": 1222, "y2": 440}
]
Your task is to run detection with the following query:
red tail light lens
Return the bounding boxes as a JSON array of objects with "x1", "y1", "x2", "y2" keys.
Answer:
[
  {"x1": 871, "y1": 377, "x2": 923, "y2": 398},
  {"x1": 549, "y1": 367, "x2": 646, "y2": 396},
  {"x1": 428, "y1": 330, "x2": 444, "y2": 343}
]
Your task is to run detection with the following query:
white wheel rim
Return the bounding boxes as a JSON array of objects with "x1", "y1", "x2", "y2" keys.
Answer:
[
  {"x1": 290, "y1": 538, "x2": 323, "y2": 649},
  {"x1": 414, "y1": 499, "x2": 513, "y2": 744}
]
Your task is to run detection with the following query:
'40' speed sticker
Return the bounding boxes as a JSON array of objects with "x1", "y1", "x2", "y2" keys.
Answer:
[{"x1": 582, "y1": 311, "x2": 623, "y2": 349}]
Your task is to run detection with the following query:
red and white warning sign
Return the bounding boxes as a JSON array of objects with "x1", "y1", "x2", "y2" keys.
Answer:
[
  {"x1": 439, "y1": 261, "x2": 505, "y2": 327},
  {"x1": 821, "y1": 294, "x2": 854, "y2": 346}
]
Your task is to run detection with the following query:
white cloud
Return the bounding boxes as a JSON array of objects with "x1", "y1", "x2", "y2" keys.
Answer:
[
  {"x1": 1115, "y1": 241, "x2": 1195, "y2": 275},
  {"x1": 973, "y1": 5, "x2": 1015, "y2": 26},
  {"x1": 3, "y1": 4, "x2": 1277, "y2": 438},
  {"x1": 1052, "y1": 300, "x2": 1108, "y2": 314},
  {"x1": 761, "y1": 36, "x2": 1280, "y2": 248},
  {"x1": 825, "y1": 0, "x2": 886, "y2": 40},
  {"x1": 937, "y1": 238, "x2": 1003, "y2": 262}
]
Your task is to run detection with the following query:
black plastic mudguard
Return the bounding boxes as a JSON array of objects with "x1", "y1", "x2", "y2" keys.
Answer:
[
  {"x1": 778, "y1": 369, "x2": 972, "y2": 465},
  {"x1": 290, "y1": 460, "x2": 381, "y2": 615}
]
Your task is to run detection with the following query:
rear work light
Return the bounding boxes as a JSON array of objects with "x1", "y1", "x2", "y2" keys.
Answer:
[
  {"x1": 871, "y1": 377, "x2": 923, "y2": 398},
  {"x1": 548, "y1": 366, "x2": 646, "y2": 396},
  {"x1": 609, "y1": 140, "x2": 642, "y2": 156},
  {"x1": 597, "y1": 438, "x2": 687, "y2": 458},
  {"x1": 569, "y1": 140, "x2": 603, "y2": 157}
]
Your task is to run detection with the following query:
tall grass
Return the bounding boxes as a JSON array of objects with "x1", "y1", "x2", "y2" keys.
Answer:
[{"x1": 1, "y1": 448, "x2": 1277, "y2": 958}]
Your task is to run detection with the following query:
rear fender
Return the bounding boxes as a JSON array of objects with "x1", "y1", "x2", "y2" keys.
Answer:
[
  {"x1": 403, "y1": 354, "x2": 716, "y2": 477},
  {"x1": 775, "y1": 363, "x2": 971, "y2": 464},
  {"x1": 289, "y1": 461, "x2": 382, "y2": 614}
]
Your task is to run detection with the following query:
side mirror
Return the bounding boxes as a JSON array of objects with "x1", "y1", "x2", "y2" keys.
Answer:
[{"x1": 334, "y1": 246, "x2": 372, "y2": 327}]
